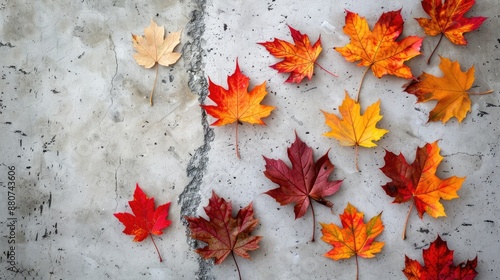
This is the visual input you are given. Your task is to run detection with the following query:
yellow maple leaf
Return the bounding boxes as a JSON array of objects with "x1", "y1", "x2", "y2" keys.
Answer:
[
  {"x1": 132, "y1": 19, "x2": 182, "y2": 105},
  {"x1": 322, "y1": 92, "x2": 388, "y2": 170},
  {"x1": 405, "y1": 56, "x2": 493, "y2": 123}
]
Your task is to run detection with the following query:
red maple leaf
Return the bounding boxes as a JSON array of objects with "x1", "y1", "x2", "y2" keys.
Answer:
[
  {"x1": 185, "y1": 191, "x2": 262, "y2": 280},
  {"x1": 114, "y1": 184, "x2": 171, "y2": 262},
  {"x1": 403, "y1": 235, "x2": 478, "y2": 279},
  {"x1": 263, "y1": 132, "x2": 342, "y2": 241}
]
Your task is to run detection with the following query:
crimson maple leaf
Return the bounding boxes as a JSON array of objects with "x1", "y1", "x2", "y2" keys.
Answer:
[
  {"x1": 263, "y1": 132, "x2": 342, "y2": 241},
  {"x1": 403, "y1": 235, "x2": 478, "y2": 279},
  {"x1": 185, "y1": 191, "x2": 262, "y2": 280},
  {"x1": 114, "y1": 184, "x2": 171, "y2": 262}
]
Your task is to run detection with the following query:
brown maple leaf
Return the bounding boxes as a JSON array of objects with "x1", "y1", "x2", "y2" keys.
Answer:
[
  {"x1": 403, "y1": 235, "x2": 478, "y2": 279},
  {"x1": 263, "y1": 132, "x2": 342, "y2": 242},
  {"x1": 416, "y1": 0, "x2": 487, "y2": 64},
  {"x1": 405, "y1": 56, "x2": 492, "y2": 123},
  {"x1": 335, "y1": 9, "x2": 423, "y2": 100},
  {"x1": 202, "y1": 60, "x2": 275, "y2": 158},
  {"x1": 114, "y1": 184, "x2": 171, "y2": 262},
  {"x1": 258, "y1": 25, "x2": 336, "y2": 83},
  {"x1": 380, "y1": 141, "x2": 465, "y2": 239},
  {"x1": 321, "y1": 203, "x2": 384, "y2": 280},
  {"x1": 322, "y1": 92, "x2": 388, "y2": 171},
  {"x1": 132, "y1": 19, "x2": 182, "y2": 105},
  {"x1": 185, "y1": 191, "x2": 262, "y2": 280}
]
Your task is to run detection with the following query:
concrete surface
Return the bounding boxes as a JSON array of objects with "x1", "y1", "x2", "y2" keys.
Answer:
[{"x1": 0, "y1": 0, "x2": 498, "y2": 279}]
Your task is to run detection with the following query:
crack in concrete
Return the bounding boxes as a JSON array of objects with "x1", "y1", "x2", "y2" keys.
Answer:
[
  {"x1": 178, "y1": 1, "x2": 215, "y2": 279},
  {"x1": 98, "y1": 35, "x2": 118, "y2": 131},
  {"x1": 443, "y1": 151, "x2": 483, "y2": 160}
]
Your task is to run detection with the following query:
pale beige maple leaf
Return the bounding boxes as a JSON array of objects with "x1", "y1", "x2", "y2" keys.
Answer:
[{"x1": 132, "y1": 19, "x2": 182, "y2": 105}]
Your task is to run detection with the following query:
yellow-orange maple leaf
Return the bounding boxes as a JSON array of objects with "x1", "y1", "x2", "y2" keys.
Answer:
[
  {"x1": 335, "y1": 9, "x2": 423, "y2": 99},
  {"x1": 202, "y1": 60, "x2": 275, "y2": 158},
  {"x1": 321, "y1": 203, "x2": 384, "y2": 280},
  {"x1": 416, "y1": 0, "x2": 487, "y2": 63},
  {"x1": 132, "y1": 19, "x2": 182, "y2": 105},
  {"x1": 405, "y1": 56, "x2": 492, "y2": 123},
  {"x1": 322, "y1": 92, "x2": 388, "y2": 170},
  {"x1": 380, "y1": 141, "x2": 465, "y2": 239}
]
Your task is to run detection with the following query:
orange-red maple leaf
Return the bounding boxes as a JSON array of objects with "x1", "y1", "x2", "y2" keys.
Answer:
[
  {"x1": 335, "y1": 9, "x2": 423, "y2": 98},
  {"x1": 380, "y1": 142, "x2": 465, "y2": 239},
  {"x1": 405, "y1": 56, "x2": 492, "y2": 123},
  {"x1": 403, "y1": 235, "x2": 478, "y2": 280},
  {"x1": 416, "y1": 0, "x2": 487, "y2": 63},
  {"x1": 114, "y1": 184, "x2": 171, "y2": 262},
  {"x1": 258, "y1": 25, "x2": 335, "y2": 83},
  {"x1": 202, "y1": 60, "x2": 275, "y2": 158},
  {"x1": 185, "y1": 191, "x2": 262, "y2": 280},
  {"x1": 321, "y1": 203, "x2": 384, "y2": 280},
  {"x1": 335, "y1": 9, "x2": 423, "y2": 79},
  {"x1": 263, "y1": 133, "x2": 342, "y2": 241}
]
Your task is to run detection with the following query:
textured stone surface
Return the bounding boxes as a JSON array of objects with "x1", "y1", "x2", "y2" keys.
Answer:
[{"x1": 1, "y1": 0, "x2": 499, "y2": 279}]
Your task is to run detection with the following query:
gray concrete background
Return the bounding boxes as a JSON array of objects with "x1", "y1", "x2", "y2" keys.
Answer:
[{"x1": 0, "y1": 0, "x2": 498, "y2": 279}]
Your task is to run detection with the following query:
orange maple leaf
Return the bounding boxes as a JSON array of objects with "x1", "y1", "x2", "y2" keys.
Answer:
[
  {"x1": 322, "y1": 92, "x2": 388, "y2": 171},
  {"x1": 403, "y1": 235, "x2": 478, "y2": 280},
  {"x1": 132, "y1": 19, "x2": 182, "y2": 105},
  {"x1": 405, "y1": 56, "x2": 492, "y2": 123},
  {"x1": 416, "y1": 0, "x2": 487, "y2": 64},
  {"x1": 185, "y1": 191, "x2": 262, "y2": 280},
  {"x1": 380, "y1": 141, "x2": 465, "y2": 239},
  {"x1": 202, "y1": 60, "x2": 275, "y2": 158},
  {"x1": 335, "y1": 10, "x2": 423, "y2": 100},
  {"x1": 258, "y1": 25, "x2": 336, "y2": 83},
  {"x1": 321, "y1": 203, "x2": 384, "y2": 280}
]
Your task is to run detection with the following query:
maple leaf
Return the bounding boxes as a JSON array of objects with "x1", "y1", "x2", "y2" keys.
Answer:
[
  {"x1": 380, "y1": 141, "x2": 465, "y2": 239},
  {"x1": 335, "y1": 9, "x2": 423, "y2": 100},
  {"x1": 202, "y1": 60, "x2": 275, "y2": 158},
  {"x1": 258, "y1": 25, "x2": 336, "y2": 83},
  {"x1": 320, "y1": 203, "x2": 384, "y2": 280},
  {"x1": 132, "y1": 19, "x2": 182, "y2": 106},
  {"x1": 185, "y1": 191, "x2": 262, "y2": 280},
  {"x1": 114, "y1": 183, "x2": 171, "y2": 262},
  {"x1": 416, "y1": 0, "x2": 487, "y2": 64},
  {"x1": 322, "y1": 92, "x2": 388, "y2": 171},
  {"x1": 263, "y1": 132, "x2": 342, "y2": 242},
  {"x1": 405, "y1": 56, "x2": 493, "y2": 123},
  {"x1": 403, "y1": 235, "x2": 478, "y2": 279}
]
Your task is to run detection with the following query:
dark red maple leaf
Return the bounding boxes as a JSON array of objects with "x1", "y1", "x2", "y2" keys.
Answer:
[
  {"x1": 114, "y1": 183, "x2": 171, "y2": 262},
  {"x1": 403, "y1": 235, "x2": 478, "y2": 279},
  {"x1": 263, "y1": 132, "x2": 342, "y2": 241},
  {"x1": 185, "y1": 191, "x2": 262, "y2": 280}
]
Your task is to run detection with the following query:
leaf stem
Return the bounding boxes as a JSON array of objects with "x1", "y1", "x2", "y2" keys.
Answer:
[
  {"x1": 427, "y1": 33, "x2": 444, "y2": 65},
  {"x1": 235, "y1": 121, "x2": 241, "y2": 159},
  {"x1": 149, "y1": 234, "x2": 163, "y2": 262},
  {"x1": 314, "y1": 62, "x2": 338, "y2": 78},
  {"x1": 355, "y1": 254, "x2": 359, "y2": 280},
  {"x1": 356, "y1": 67, "x2": 370, "y2": 103},
  {"x1": 403, "y1": 203, "x2": 413, "y2": 240},
  {"x1": 310, "y1": 201, "x2": 316, "y2": 242},
  {"x1": 150, "y1": 63, "x2": 159, "y2": 106},
  {"x1": 231, "y1": 251, "x2": 242, "y2": 280},
  {"x1": 468, "y1": 89, "x2": 494, "y2": 95},
  {"x1": 354, "y1": 145, "x2": 359, "y2": 172}
]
